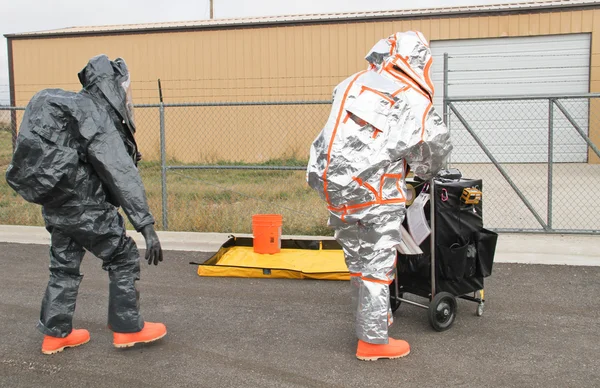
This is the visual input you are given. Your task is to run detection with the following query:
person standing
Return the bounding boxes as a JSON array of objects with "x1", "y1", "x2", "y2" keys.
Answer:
[
  {"x1": 6, "y1": 55, "x2": 167, "y2": 354},
  {"x1": 307, "y1": 31, "x2": 452, "y2": 361}
]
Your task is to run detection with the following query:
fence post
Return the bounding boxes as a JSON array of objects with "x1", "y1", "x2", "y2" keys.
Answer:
[
  {"x1": 443, "y1": 52, "x2": 450, "y2": 168},
  {"x1": 443, "y1": 52, "x2": 449, "y2": 125},
  {"x1": 547, "y1": 99, "x2": 554, "y2": 230},
  {"x1": 10, "y1": 109, "x2": 17, "y2": 151},
  {"x1": 160, "y1": 102, "x2": 168, "y2": 230}
]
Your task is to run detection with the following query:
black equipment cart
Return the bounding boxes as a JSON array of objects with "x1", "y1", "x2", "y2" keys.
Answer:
[{"x1": 390, "y1": 174, "x2": 498, "y2": 331}]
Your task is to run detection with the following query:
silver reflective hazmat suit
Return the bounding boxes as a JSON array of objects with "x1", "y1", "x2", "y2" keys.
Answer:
[
  {"x1": 6, "y1": 55, "x2": 153, "y2": 337},
  {"x1": 307, "y1": 31, "x2": 452, "y2": 344}
]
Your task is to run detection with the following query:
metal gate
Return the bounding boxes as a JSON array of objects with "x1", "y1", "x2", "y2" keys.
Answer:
[{"x1": 443, "y1": 55, "x2": 600, "y2": 234}]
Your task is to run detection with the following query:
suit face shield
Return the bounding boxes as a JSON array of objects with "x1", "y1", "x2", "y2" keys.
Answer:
[{"x1": 121, "y1": 75, "x2": 136, "y2": 129}]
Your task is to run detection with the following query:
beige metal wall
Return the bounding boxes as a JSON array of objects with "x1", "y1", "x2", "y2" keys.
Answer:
[{"x1": 11, "y1": 8, "x2": 600, "y2": 163}]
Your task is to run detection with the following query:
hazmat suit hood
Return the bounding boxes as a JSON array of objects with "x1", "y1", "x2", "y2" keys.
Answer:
[
  {"x1": 307, "y1": 30, "x2": 451, "y2": 216},
  {"x1": 366, "y1": 31, "x2": 435, "y2": 100},
  {"x1": 78, "y1": 55, "x2": 136, "y2": 136}
]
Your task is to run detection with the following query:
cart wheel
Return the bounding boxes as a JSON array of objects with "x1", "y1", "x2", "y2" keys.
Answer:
[
  {"x1": 391, "y1": 293, "x2": 403, "y2": 313},
  {"x1": 476, "y1": 303, "x2": 484, "y2": 317},
  {"x1": 428, "y1": 292, "x2": 457, "y2": 332}
]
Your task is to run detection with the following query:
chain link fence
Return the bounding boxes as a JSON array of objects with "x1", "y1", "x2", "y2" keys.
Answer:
[
  {"x1": 2, "y1": 94, "x2": 599, "y2": 234},
  {"x1": 133, "y1": 100, "x2": 332, "y2": 235},
  {"x1": 0, "y1": 107, "x2": 22, "y2": 152},
  {"x1": 445, "y1": 95, "x2": 600, "y2": 233}
]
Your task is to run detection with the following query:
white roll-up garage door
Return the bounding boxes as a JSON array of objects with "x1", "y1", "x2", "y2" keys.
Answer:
[{"x1": 430, "y1": 34, "x2": 591, "y2": 163}]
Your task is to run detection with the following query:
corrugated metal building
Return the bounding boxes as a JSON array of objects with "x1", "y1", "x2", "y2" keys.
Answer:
[{"x1": 5, "y1": 0, "x2": 600, "y2": 163}]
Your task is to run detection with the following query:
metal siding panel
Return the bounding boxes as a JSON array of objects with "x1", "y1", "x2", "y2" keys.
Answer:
[
  {"x1": 310, "y1": 26, "x2": 321, "y2": 84},
  {"x1": 345, "y1": 23, "x2": 358, "y2": 76},
  {"x1": 205, "y1": 31, "x2": 219, "y2": 100},
  {"x1": 320, "y1": 24, "x2": 331, "y2": 97},
  {"x1": 273, "y1": 27, "x2": 284, "y2": 96},
  {"x1": 275, "y1": 27, "x2": 286, "y2": 82},
  {"x1": 519, "y1": 14, "x2": 530, "y2": 35},
  {"x1": 420, "y1": 18, "x2": 432, "y2": 39},
  {"x1": 288, "y1": 26, "x2": 298, "y2": 94},
  {"x1": 592, "y1": 54, "x2": 600, "y2": 80},
  {"x1": 364, "y1": 22, "x2": 376, "y2": 54},
  {"x1": 570, "y1": 10, "x2": 584, "y2": 33},
  {"x1": 430, "y1": 19, "x2": 441, "y2": 40},
  {"x1": 329, "y1": 25, "x2": 339, "y2": 79},
  {"x1": 432, "y1": 34, "x2": 591, "y2": 163},
  {"x1": 488, "y1": 16, "x2": 500, "y2": 38},
  {"x1": 529, "y1": 13, "x2": 541, "y2": 35},
  {"x1": 14, "y1": 39, "x2": 76, "y2": 103},
  {"x1": 177, "y1": 36, "x2": 187, "y2": 101},
  {"x1": 391, "y1": 20, "x2": 404, "y2": 36},
  {"x1": 400, "y1": 20, "x2": 411, "y2": 33},
  {"x1": 268, "y1": 27, "x2": 279, "y2": 95},
  {"x1": 6, "y1": 38, "x2": 14, "y2": 106},
  {"x1": 148, "y1": 35, "x2": 161, "y2": 99},
  {"x1": 188, "y1": 33, "x2": 197, "y2": 82},
  {"x1": 469, "y1": 17, "x2": 479, "y2": 38},
  {"x1": 354, "y1": 23, "x2": 367, "y2": 74},
  {"x1": 499, "y1": 15, "x2": 510, "y2": 36},
  {"x1": 302, "y1": 26, "x2": 312, "y2": 99},
  {"x1": 539, "y1": 12, "x2": 551, "y2": 34},
  {"x1": 561, "y1": 11, "x2": 572, "y2": 33},
  {"x1": 250, "y1": 28, "x2": 263, "y2": 96},
  {"x1": 440, "y1": 18, "x2": 451, "y2": 38},
  {"x1": 449, "y1": 18, "x2": 461, "y2": 39},
  {"x1": 237, "y1": 29, "x2": 247, "y2": 100},
  {"x1": 550, "y1": 12, "x2": 562, "y2": 34},
  {"x1": 459, "y1": 18, "x2": 470, "y2": 38},
  {"x1": 334, "y1": 24, "x2": 345, "y2": 78},
  {"x1": 478, "y1": 16, "x2": 489, "y2": 38},
  {"x1": 168, "y1": 36, "x2": 177, "y2": 102},
  {"x1": 245, "y1": 29, "x2": 255, "y2": 97},
  {"x1": 582, "y1": 9, "x2": 594, "y2": 31},
  {"x1": 593, "y1": 10, "x2": 600, "y2": 53},
  {"x1": 410, "y1": 19, "x2": 421, "y2": 34},
  {"x1": 261, "y1": 28, "x2": 272, "y2": 99},
  {"x1": 509, "y1": 14, "x2": 521, "y2": 36},
  {"x1": 159, "y1": 34, "x2": 172, "y2": 89},
  {"x1": 488, "y1": 16, "x2": 499, "y2": 36},
  {"x1": 196, "y1": 32, "x2": 208, "y2": 100}
]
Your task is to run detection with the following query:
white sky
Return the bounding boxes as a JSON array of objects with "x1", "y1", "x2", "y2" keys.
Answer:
[{"x1": 0, "y1": 0, "x2": 535, "y2": 104}]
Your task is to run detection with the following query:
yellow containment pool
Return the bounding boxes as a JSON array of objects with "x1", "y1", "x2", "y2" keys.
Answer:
[{"x1": 197, "y1": 236, "x2": 349, "y2": 280}]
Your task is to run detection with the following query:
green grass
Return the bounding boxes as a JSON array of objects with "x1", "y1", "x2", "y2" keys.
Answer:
[{"x1": 0, "y1": 129, "x2": 332, "y2": 235}]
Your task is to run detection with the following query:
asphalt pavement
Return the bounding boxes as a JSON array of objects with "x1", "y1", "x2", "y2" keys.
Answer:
[{"x1": 0, "y1": 242, "x2": 598, "y2": 388}]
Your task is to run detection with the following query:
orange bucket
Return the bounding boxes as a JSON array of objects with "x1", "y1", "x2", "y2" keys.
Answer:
[{"x1": 252, "y1": 214, "x2": 283, "y2": 254}]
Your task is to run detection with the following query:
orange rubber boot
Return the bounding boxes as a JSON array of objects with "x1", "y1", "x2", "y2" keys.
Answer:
[
  {"x1": 356, "y1": 338, "x2": 410, "y2": 361},
  {"x1": 41, "y1": 329, "x2": 90, "y2": 355},
  {"x1": 113, "y1": 322, "x2": 167, "y2": 348}
]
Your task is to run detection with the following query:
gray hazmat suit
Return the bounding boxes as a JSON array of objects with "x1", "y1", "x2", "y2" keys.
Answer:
[
  {"x1": 307, "y1": 32, "x2": 452, "y2": 344},
  {"x1": 6, "y1": 55, "x2": 160, "y2": 338}
]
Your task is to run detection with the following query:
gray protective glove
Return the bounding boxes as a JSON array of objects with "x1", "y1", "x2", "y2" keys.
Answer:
[{"x1": 140, "y1": 224, "x2": 163, "y2": 265}]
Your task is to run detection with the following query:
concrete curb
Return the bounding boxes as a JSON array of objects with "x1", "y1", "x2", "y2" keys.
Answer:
[{"x1": 0, "y1": 225, "x2": 598, "y2": 266}]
